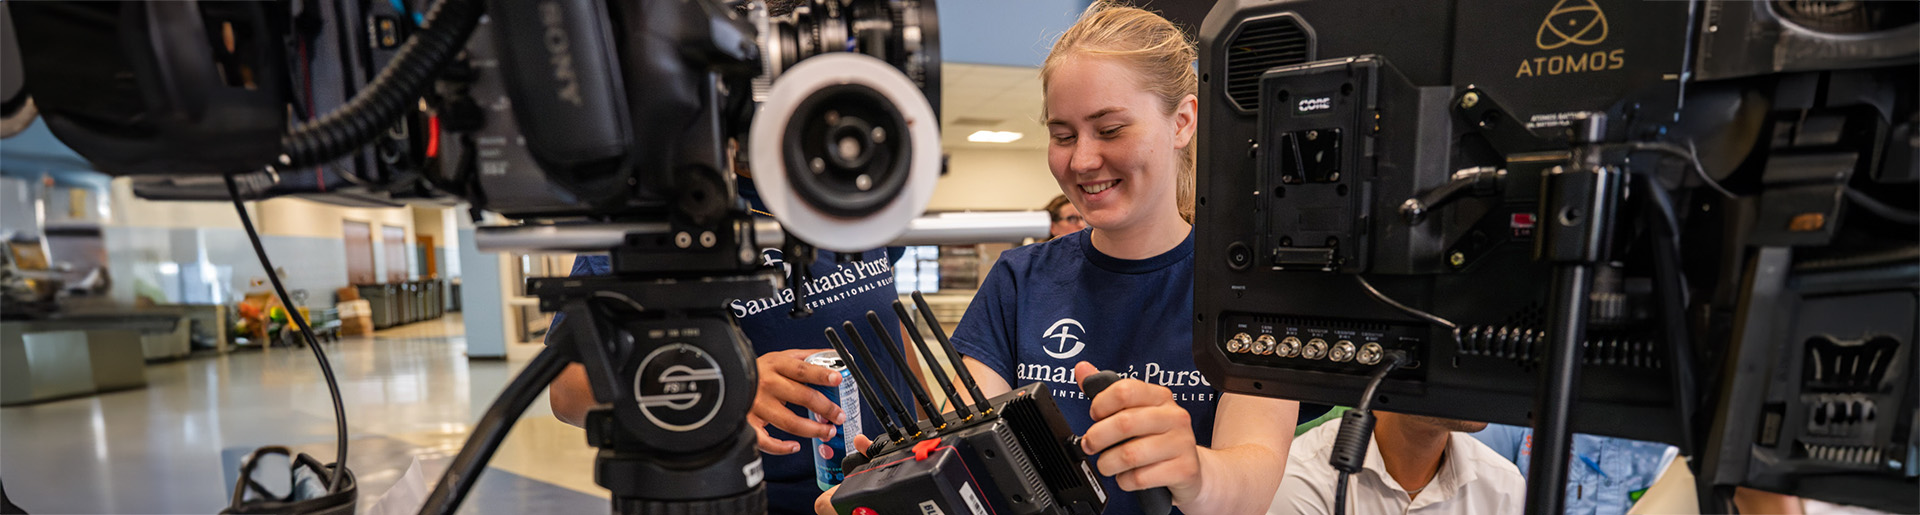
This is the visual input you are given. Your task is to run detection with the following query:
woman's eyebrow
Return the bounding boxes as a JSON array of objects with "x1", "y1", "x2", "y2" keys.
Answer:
[{"x1": 1045, "y1": 106, "x2": 1128, "y2": 126}]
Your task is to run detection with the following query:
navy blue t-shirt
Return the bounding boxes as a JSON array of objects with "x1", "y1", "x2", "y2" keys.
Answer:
[
  {"x1": 949, "y1": 229, "x2": 1218, "y2": 515},
  {"x1": 563, "y1": 246, "x2": 914, "y2": 514}
]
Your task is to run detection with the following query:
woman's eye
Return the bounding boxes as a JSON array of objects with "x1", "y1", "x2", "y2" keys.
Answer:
[
  {"x1": 1051, "y1": 134, "x2": 1076, "y2": 144},
  {"x1": 1099, "y1": 126, "x2": 1124, "y2": 137}
]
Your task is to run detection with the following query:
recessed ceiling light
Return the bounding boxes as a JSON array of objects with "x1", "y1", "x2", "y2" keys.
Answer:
[{"x1": 966, "y1": 130, "x2": 1024, "y2": 143}]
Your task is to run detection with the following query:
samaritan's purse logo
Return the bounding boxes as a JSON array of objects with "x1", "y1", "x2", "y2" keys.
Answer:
[
  {"x1": 1516, "y1": 0, "x2": 1624, "y2": 78},
  {"x1": 1042, "y1": 318, "x2": 1087, "y2": 360}
]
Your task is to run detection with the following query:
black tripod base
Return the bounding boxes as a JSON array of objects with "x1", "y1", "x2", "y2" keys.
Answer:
[{"x1": 615, "y1": 483, "x2": 767, "y2": 515}]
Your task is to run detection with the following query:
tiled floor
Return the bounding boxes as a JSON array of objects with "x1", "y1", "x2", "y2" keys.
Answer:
[{"x1": 1, "y1": 314, "x2": 604, "y2": 514}]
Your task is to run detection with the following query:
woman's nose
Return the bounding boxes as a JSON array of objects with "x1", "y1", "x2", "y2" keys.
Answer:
[{"x1": 1069, "y1": 139, "x2": 1102, "y2": 174}]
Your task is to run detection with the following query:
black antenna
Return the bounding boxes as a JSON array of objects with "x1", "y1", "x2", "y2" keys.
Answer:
[
  {"x1": 824, "y1": 328, "x2": 906, "y2": 443},
  {"x1": 912, "y1": 291, "x2": 992, "y2": 413},
  {"x1": 840, "y1": 322, "x2": 920, "y2": 435},
  {"x1": 892, "y1": 301, "x2": 973, "y2": 418},
  {"x1": 864, "y1": 311, "x2": 944, "y2": 427}
]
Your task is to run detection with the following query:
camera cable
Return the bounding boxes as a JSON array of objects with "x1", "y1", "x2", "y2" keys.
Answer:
[{"x1": 1330, "y1": 351, "x2": 1407, "y2": 515}]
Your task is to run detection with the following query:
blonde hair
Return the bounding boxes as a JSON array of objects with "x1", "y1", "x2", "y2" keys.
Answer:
[{"x1": 1041, "y1": 1, "x2": 1199, "y2": 223}]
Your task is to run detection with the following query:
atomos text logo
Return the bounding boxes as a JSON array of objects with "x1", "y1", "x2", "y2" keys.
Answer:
[
  {"x1": 1042, "y1": 318, "x2": 1087, "y2": 360},
  {"x1": 1516, "y1": 0, "x2": 1625, "y2": 78}
]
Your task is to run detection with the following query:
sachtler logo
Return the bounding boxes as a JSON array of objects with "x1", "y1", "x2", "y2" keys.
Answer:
[
  {"x1": 1042, "y1": 318, "x2": 1087, "y2": 360},
  {"x1": 634, "y1": 343, "x2": 726, "y2": 432},
  {"x1": 1517, "y1": 0, "x2": 1624, "y2": 78}
]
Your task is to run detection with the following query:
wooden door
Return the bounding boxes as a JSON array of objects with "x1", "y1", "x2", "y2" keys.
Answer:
[
  {"x1": 383, "y1": 225, "x2": 408, "y2": 283},
  {"x1": 418, "y1": 235, "x2": 438, "y2": 278},
  {"x1": 343, "y1": 221, "x2": 376, "y2": 285}
]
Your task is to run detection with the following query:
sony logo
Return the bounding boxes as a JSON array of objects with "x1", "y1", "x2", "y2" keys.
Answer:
[
  {"x1": 539, "y1": 2, "x2": 584, "y2": 106},
  {"x1": 1297, "y1": 97, "x2": 1332, "y2": 113}
]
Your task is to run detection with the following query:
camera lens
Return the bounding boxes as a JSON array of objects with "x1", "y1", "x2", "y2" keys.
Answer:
[
  {"x1": 783, "y1": 83, "x2": 912, "y2": 217},
  {"x1": 765, "y1": 0, "x2": 940, "y2": 117}
]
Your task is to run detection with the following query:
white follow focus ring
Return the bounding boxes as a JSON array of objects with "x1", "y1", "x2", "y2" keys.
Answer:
[{"x1": 749, "y1": 53, "x2": 941, "y2": 253}]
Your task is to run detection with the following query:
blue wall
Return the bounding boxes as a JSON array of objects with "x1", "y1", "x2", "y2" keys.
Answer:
[
  {"x1": 456, "y1": 228, "x2": 505, "y2": 358},
  {"x1": 938, "y1": 0, "x2": 1091, "y2": 67}
]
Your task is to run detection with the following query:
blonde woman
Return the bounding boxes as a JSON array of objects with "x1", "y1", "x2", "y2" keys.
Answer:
[{"x1": 817, "y1": 4, "x2": 1297, "y2": 514}]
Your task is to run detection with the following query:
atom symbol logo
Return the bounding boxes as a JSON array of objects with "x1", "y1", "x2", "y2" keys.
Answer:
[{"x1": 1536, "y1": 0, "x2": 1609, "y2": 50}]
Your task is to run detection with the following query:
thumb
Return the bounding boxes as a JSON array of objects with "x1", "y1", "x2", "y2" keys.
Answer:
[
  {"x1": 1073, "y1": 361, "x2": 1100, "y2": 388},
  {"x1": 853, "y1": 434, "x2": 874, "y2": 454}
]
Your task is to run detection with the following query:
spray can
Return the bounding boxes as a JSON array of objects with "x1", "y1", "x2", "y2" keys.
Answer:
[{"x1": 807, "y1": 350, "x2": 863, "y2": 490}]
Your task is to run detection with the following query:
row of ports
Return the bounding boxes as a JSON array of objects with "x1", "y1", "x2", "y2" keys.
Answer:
[{"x1": 1225, "y1": 333, "x2": 1384, "y2": 365}]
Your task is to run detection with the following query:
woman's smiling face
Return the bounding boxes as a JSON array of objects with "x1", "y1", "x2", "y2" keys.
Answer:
[{"x1": 1044, "y1": 55, "x2": 1193, "y2": 234}]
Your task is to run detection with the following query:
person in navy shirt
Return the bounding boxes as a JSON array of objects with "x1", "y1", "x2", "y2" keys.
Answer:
[
  {"x1": 824, "y1": 5, "x2": 1300, "y2": 514},
  {"x1": 547, "y1": 182, "x2": 917, "y2": 515}
]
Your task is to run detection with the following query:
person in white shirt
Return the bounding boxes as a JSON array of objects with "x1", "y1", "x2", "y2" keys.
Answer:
[{"x1": 1270, "y1": 411, "x2": 1524, "y2": 515}]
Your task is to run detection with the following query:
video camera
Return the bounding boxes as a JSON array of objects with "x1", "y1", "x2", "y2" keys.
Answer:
[
  {"x1": 4, "y1": 0, "x2": 951, "y2": 513},
  {"x1": 1192, "y1": 0, "x2": 1916, "y2": 513}
]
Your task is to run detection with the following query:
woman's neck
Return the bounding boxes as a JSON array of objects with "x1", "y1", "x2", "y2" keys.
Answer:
[{"x1": 1089, "y1": 209, "x2": 1190, "y2": 260}]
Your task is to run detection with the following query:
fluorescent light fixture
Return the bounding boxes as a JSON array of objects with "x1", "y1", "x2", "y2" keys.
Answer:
[{"x1": 966, "y1": 130, "x2": 1024, "y2": 143}]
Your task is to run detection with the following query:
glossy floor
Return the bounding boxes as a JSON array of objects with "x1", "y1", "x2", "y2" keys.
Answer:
[{"x1": 0, "y1": 314, "x2": 604, "y2": 514}]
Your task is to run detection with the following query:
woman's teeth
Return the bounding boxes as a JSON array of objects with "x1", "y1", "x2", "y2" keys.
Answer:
[{"x1": 1081, "y1": 181, "x2": 1116, "y2": 194}]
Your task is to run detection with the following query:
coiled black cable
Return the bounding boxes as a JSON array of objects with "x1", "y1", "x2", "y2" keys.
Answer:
[{"x1": 279, "y1": 0, "x2": 483, "y2": 168}]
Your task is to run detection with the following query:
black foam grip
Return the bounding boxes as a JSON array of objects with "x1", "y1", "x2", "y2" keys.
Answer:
[{"x1": 1079, "y1": 371, "x2": 1174, "y2": 515}]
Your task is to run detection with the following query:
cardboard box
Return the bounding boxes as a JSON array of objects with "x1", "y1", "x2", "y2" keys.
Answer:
[
  {"x1": 340, "y1": 315, "x2": 374, "y2": 337},
  {"x1": 336, "y1": 287, "x2": 361, "y2": 303},
  {"x1": 337, "y1": 300, "x2": 371, "y2": 318}
]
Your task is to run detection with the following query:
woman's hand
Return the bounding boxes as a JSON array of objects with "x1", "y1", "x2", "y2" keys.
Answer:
[
  {"x1": 813, "y1": 435, "x2": 873, "y2": 515},
  {"x1": 751, "y1": 349, "x2": 847, "y2": 454},
  {"x1": 1073, "y1": 361, "x2": 1204, "y2": 504}
]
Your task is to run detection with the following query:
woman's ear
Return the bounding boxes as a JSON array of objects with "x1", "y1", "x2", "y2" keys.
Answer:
[{"x1": 1171, "y1": 93, "x2": 1199, "y2": 151}]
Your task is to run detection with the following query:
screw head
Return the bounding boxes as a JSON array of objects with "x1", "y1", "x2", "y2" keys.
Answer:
[
  {"x1": 1449, "y1": 252, "x2": 1467, "y2": 266},
  {"x1": 1461, "y1": 91, "x2": 1481, "y2": 108}
]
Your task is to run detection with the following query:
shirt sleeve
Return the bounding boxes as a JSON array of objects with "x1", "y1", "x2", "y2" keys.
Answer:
[
  {"x1": 947, "y1": 257, "x2": 1019, "y2": 385},
  {"x1": 1469, "y1": 424, "x2": 1527, "y2": 466}
]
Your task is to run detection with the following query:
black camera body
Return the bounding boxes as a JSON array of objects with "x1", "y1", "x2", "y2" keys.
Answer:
[{"x1": 834, "y1": 382, "x2": 1109, "y2": 515}]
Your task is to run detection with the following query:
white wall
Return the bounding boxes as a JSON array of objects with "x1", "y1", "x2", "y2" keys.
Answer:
[
  {"x1": 930, "y1": 148, "x2": 1060, "y2": 212},
  {"x1": 108, "y1": 178, "x2": 245, "y2": 229}
]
